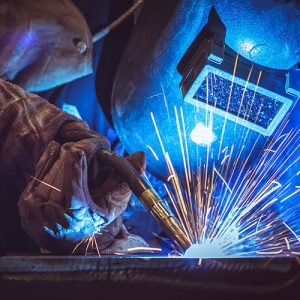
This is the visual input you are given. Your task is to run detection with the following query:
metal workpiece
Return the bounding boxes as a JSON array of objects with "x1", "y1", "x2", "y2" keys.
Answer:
[{"x1": 1, "y1": 256, "x2": 300, "y2": 300}]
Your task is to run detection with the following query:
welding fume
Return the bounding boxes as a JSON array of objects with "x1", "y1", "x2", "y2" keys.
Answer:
[{"x1": 0, "y1": 0, "x2": 299, "y2": 259}]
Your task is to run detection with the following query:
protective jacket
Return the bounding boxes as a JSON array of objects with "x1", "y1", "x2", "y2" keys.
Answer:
[{"x1": 0, "y1": 79, "x2": 146, "y2": 254}]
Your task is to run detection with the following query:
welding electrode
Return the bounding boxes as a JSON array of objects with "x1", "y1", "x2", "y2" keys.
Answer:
[{"x1": 97, "y1": 150, "x2": 192, "y2": 252}]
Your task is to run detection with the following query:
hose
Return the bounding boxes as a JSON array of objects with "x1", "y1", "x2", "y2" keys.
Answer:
[{"x1": 92, "y1": 0, "x2": 145, "y2": 43}]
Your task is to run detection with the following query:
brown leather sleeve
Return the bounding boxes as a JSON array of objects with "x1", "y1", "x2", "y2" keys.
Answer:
[
  {"x1": 0, "y1": 79, "x2": 110, "y2": 252},
  {"x1": 0, "y1": 79, "x2": 147, "y2": 254},
  {"x1": 55, "y1": 121, "x2": 110, "y2": 150},
  {"x1": 0, "y1": 79, "x2": 109, "y2": 176}
]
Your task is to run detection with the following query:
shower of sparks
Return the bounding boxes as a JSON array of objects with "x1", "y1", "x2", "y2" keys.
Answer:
[
  {"x1": 150, "y1": 62, "x2": 300, "y2": 258},
  {"x1": 127, "y1": 247, "x2": 162, "y2": 252},
  {"x1": 147, "y1": 145, "x2": 160, "y2": 161},
  {"x1": 72, "y1": 232, "x2": 103, "y2": 257},
  {"x1": 29, "y1": 175, "x2": 61, "y2": 192},
  {"x1": 70, "y1": 57, "x2": 300, "y2": 259},
  {"x1": 113, "y1": 247, "x2": 162, "y2": 256}
]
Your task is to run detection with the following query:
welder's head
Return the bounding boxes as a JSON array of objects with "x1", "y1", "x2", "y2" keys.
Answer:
[{"x1": 111, "y1": 0, "x2": 300, "y2": 180}]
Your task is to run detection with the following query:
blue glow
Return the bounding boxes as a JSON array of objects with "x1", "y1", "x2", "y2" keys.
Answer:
[
  {"x1": 238, "y1": 40, "x2": 255, "y2": 53},
  {"x1": 62, "y1": 102, "x2": 82, "y2": 119},
  {"x1": 184, "y1": 226, "x2": 240, "y2": 258},
  {"x1": 190, "y1": 122, "x2": 216, "y2": 145},
  {"x1": 18, "y1": 31, "x2": 38, "y2": 50},
  {"x1": 184, "y1": 243, "x2": 226, "y2": 259}
]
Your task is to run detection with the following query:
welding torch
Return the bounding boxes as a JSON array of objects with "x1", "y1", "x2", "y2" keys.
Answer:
[{"x1": 97, "y1": 149, "x2": 192, "y2": 253}]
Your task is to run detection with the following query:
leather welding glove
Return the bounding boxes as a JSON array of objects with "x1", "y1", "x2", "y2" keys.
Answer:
[
  {"x1": 0, "y1": 78, "x2": 147, "y2": 253},
  {"x1": 18, "y1": 138, "x2": 147, "y2": 254}
]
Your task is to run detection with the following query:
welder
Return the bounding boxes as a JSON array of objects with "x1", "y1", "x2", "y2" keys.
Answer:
[
  {"x1": 0, "y1": 77, "x2": 151, "y2": 254},
  {"x1": 1, "y1": 0, "x2": 299, "y2": 256},
  {"x1": 0, "y1": 0, "x2": 186, "y2": 256},
  {"x1": 0, "y1": 0, "x2": 154, "y2": 255}
]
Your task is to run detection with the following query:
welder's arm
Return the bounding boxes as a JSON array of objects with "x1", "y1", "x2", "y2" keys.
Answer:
[
  {"x1": 0, "y1": 79, "x2": 145, "y2": 254},
  {"x1": 18, "y1": 141, "x2": 147, "y2": 254}
]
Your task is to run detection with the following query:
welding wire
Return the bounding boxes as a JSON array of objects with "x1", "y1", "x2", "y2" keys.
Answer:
[{"x1": 93, "y1": 0, "x2": 145, "y2": 43}]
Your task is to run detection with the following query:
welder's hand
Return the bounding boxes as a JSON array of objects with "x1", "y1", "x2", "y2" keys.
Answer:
[{"x1": 18, "y1": 140, "x2": 146, "y2": 254}]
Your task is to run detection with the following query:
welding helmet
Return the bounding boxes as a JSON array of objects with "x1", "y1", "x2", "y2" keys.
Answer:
[{"x1": 111, "y1": 0, "x2": 300, "y2": 180}]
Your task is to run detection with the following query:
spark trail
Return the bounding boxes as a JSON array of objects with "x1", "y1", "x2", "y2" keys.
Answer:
[{"x1": 150, "y1": 66, "x2": 300, "y2": 258}]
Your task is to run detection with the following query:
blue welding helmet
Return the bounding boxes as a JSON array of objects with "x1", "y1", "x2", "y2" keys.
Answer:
[
  {"x1": 177, "y1": 7, "x2": 297, "y2": 137},
  {"x1": 112, "y1": 0, "x2": 300, "y2": 180}
]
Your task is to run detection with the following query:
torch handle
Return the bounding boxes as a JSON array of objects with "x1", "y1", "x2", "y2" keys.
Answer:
[{"x1": 96, "y1": 149, "x2": 191, "y2": 252}]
